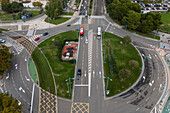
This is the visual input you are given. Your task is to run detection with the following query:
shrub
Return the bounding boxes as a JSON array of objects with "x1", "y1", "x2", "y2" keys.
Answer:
[
  {"x1": 118, "y1": 68, "x2": 130, "y2": 81},
  {"x1": 129, "y1": 60, "x2": 139, "y2": 68},
  {"x1": 123, "y1": 35, "x2": 131, "y2": 45}
]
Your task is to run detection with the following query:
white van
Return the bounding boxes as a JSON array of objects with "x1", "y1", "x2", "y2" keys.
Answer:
[{"x1": 97, "y1": 27, "x2": 102, "y2": 39}]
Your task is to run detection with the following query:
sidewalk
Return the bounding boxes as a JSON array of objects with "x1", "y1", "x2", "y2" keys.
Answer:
[{"x1": 155, "y1": 48, "x2": 170, "y2": 112}]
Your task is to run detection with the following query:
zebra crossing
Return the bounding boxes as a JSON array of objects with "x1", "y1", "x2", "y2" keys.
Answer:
[{"x1": 28, "y1": 34, "x2": 42, "y2": 44}]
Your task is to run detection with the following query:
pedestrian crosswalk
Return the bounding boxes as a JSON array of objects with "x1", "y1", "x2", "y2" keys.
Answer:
[{"x1": 28, "y1": 34, "x2": 42, "y2": 44}]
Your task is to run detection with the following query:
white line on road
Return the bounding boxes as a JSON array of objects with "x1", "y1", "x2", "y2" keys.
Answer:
[
  {"x1": 75, "y1": 84, "x2": 89, "y2": 86},
  {"x1": 126, "y1": 101, "x2": 131, "y2": 104},
  {"x1": 153, "y1": 87, "x2": 156, "y2": 91},
  {"x1": 6, "y1": 73, "x2": 9, "y2": 80},
  {"x1": 136, "y1": 107, "x2": 140, "y2": 111},
  {"x1": 84, "y1": 70, "x2": 86, "y2": 77},
  {"x1": 30, "y1": 83, "x2": 35, "y2": 113},
  {"x1": 25, "y1": 76, "x2": 30, "y2": 82},
  {"x1": 146, "y1": 97, "x2": 149, "y2": 101}
]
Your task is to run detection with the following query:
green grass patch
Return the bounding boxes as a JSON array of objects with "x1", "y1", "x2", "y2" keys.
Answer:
[
  {"x1": 160, "y1": 12, "x2": 170, "y2": 33},
  {"x1": 0, "y1": 11, "x2": 40, "y2": 21},
  {"x1": 103, "y1": 32, "x2": 142, "y2": 97},
  {"x1": 32, "y1": 48, "x2": 55, "y2": 94},
  {"x1": 45, "y1": 17, "x2": 70, "y2": 25},
  {"x1": 124, "y1": 28, "x2": 160, "y2": 40},
  {"x1": 89, "y1": 9, "x2": 92, "y2": 16},
  {"x1": 62, "y1": 12, "x2": 74, "y2": 16},
  {"x1": 37, "y1": 31, "x2": 78, "y2": 98},
  {"x1": 0, "y1": 28, "x2": 8, "y2": 33}
]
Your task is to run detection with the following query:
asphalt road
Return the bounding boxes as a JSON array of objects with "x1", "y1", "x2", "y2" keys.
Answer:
[
  {"x1": 1, "y1": 0, "x2": 167, "y2": 112},
  {"x1": 3, "y1": 45, "x2": 39, "y2": 113}
]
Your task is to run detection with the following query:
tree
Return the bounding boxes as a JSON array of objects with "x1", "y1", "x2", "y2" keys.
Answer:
[
  {"x1": 122, "y1": 10, "x2": 141, "y2": 30},
  {"x1": 32, "y1": 2, "x2": 43, "y2": 8},
  {"x1": 0, "y1": 45, "x2": 14, "y2": 76},
  {"x1": 10, "y1": 2, "x2": 23, "y2": 13},
  {"x1": 0, "y1": 93, "x2": 23, "y2": 112},
  {"x1": 129, "y1": 60, "x2": 139, "y2": 68},
  {"x1": 1, "y1": 0, "x2": 9, "y2": 6},
  {"x1": 118, "y1": 68, "x2": 130, "y2": 81},
  {"x1": 123, "y1": 35, "x2": 131, "y2": 45}
]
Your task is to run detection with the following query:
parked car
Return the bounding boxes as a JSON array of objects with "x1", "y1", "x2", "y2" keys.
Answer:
[
  {"x1": 43, "y1": 32, "x2": 48, "y2": 36},
  {"x1": 0, "y1": 39, "x2": 5, "y2": 43},
  {"x1": 34, "y1": 37, "x2": 40, "y2": 41},
  {"x1": 85, "y1": 38, "x2": 88, "y2": 43},
  {"x1": 77, "y1": 69, "x2": 81, "y2": 77}
]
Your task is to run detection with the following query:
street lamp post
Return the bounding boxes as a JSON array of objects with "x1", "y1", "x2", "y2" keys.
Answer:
[
  {"x1": 104, "y1": 77, "x2": 112, "y2": 95},
  {"x1": 65, "y1": 77, "x2": 74, "y2": 96}
]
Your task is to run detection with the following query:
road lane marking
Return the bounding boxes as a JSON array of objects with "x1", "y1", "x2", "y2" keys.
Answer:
[
  {"x1": 84, "y1": 70, "x2": 86, "y2": 77},
  {"x1": 146, "y1": 97, "x2": 149, "y2": 101},
  {"x1": 153, "y1": 87, "x2": 155, "y2": 91},
  {"x1": 6, "y1": 73, "x2": 9, "y2": 80},
  {"x1": 25, "y1": 76, "x2": 30, "y2": 82},
  {"x1": 75, "y1": 84, "x2": 89, "y2": 86},
  {"x1": 126, "y1": 101, "x2": 131, "y2": 104},
  {"x1": 136, "y1": 107, "x2": 140, "y2": 111}
]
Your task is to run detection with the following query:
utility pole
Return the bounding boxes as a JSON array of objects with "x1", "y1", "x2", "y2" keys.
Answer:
[
  {"x1": 154, "y1": 28, "x2": 158, "y2": 39},
  {"x1": 104, "y1": 77, "x2": 112, "y2": 95},
  {"x1": 65, "y1": 77, "x2": 74, "y2": 96}
]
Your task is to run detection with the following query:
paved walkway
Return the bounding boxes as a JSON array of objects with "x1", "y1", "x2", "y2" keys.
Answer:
[{"x1": 155, "y1": 48, "x2": 170, "y2": 112}]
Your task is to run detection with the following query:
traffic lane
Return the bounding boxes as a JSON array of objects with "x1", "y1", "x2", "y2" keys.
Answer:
[
  {"x1": 73, "y1": 86, "x2": 89, "y2": 102},
  {"x1": 32, "y1": 85, "x2": 39, "y2": 113},
  {"x1": 104, "y1": 100, "x2": 150, "y2": 113},
  {"x1": 15, "y1": 18, "x2": 80, "y2": 35},
  {"x1": 37, "y1": 25, "x2": 79, "y2": 44},
  {"x1": 58, "y1": 98, "x2": 72, "y2": 113},
  {"x1": 89, "y1": 31, "x2": 105, "y2": 113},
  {"x1": 11, "y1": 55, "x2": 32, "y2": 104},
  {"x1": 4, "y1": 70, "x2": 31, "y2": 112},
  {"x1": 106, "y1": 24, "x2": 160, "y2": 47},
  {"x1": 75, "y1": 36, "x2": 84, "y2": 84}
]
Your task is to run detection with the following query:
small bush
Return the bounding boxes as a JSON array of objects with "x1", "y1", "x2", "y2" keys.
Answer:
[
  {"x1": 118, "y1": 68, "x2": 130, "y2": 81},
  {"x1": 123, "y1": 35, "x2": 131, "y2": 45},
  {"x1": 129, "y1": 60, "x2": 139, "y2": 68}
]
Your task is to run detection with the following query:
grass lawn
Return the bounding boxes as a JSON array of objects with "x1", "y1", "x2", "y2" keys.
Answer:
[
  {"x1": 32, "y1": 48, "x2": 55, "y2": 94},
  {"x1": 103, "y1": 32, "x2": 142, "y2": 97},
  {"x1": 37, "y1": 31, "x2": 78, "y2": 98},
  {"x1": 160, "y1": 12, "x2": 170, "y2": 33},
  {"x1": 0, "y1": 11, "x2": 40, "y2": 21},
  {"x1": 62, "y1": 12, "x2": 74, "y2": 16},
  {"x1": 124, "y1": 28, "x2": 160, "y2": 40},
  {"x1": 45, "y1": 17, "x2": 70, "y2": 25}
]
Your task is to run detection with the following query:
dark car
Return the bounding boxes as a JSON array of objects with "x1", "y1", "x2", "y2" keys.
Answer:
[
  {"x1": 43, "y1": 32, "x2": 48, "y2": 36},
  {"x1": 67, "y1": 24, "x2": 71, "y2": 27},
  {"x1": 77, "y1": 69, "x2": 81, "y2": 77}
]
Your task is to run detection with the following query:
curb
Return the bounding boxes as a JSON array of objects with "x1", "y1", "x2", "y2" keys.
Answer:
[{"x1": 104, "y1": 41, "x2": 144, "y2": 100}]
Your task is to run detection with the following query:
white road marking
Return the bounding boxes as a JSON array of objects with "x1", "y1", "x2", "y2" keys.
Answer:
[
  {"x1": 136, "y1": 107, "x2": 140, "y2": 111},
  {"x1": 84, "y1": 70, "x2": 86, "y2": 77},
  {"x1": 152, "y1": 80, "x2": 154, "y2": 84},
  {"x1": 16, "y1": 66, "x2": 18, "y2": 69},
  {"x1": 25, "y1": 76, "x2": 30, "y2": 82},
  {"x1": 19, "y1": 87, "x2": 25, "y2": 93},
  {"x1": 6, "y1": 73, "x2": 9, "y2": 80},
  {"x1": 146, "y1": 97, "x2": 149, "y2": 101},
  {"x1": 126, "y1": 101, "x2": 131, "y2": 104},
  {"x1": 149, "y1": 83, "x2": 152, "y2": 86},
  {"x1": 75, "y1": 84, "x2": 89, "y2": 86},
  {"x1": 153, "y1": 88, "x2": 156, "y2": 91}
]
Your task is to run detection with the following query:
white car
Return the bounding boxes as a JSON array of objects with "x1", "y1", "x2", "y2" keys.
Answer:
[
  {"x1": 85, "y1": 38, "x2": 88, "y2": 43},
  {"x1": 0, "y1": 39, "x2": 5, "y2": 43}
]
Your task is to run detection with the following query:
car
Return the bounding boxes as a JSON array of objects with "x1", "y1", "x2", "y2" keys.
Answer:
[
  {"x1": 34, "y1": 37, "x2": 40, "y2": 41},
  {"x1": 0, "y1": 39, "x2": 6, "y2": 43},
  {"x1": 75, "y1": 9, "x2": 79, "y2": 11},
  {"x1": 77, "y1": 69, "x2": 81, "y2": 76},
  {"x1": 79, "y1": 12, "x2": 82, "y2": 15},
  {"x1": 67, "y1": 24, "x2": 71, "y2": 27},
  {"x1": 43, "y1": 32, "x2": 48, "y2": 36},
  {"x1": 81, "y1": 4, "x2": 83, "y2": 6},
  {"x1": 164, "y1": 4, "x2": 168, "y2": 7},
  {"x1": 85, "y1": 38, "x2": 88, "y2": 43}
]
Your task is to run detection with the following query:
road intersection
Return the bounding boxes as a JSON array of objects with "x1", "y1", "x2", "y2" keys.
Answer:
[{"x1": 1, "y1": 0, "x2": 169, "y2": 112}]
